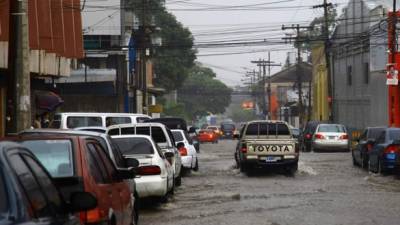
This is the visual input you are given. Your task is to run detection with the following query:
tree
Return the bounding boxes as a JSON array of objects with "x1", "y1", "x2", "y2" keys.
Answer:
[
  {"x1": 130, "y1": 0, "x2": 196, "y2": 91},
  {"x1": 229, "y1": 105, "x2": 258, "y2": 123},
  {"x1": 178, "y1": 64, "x2": 232, "y2": 119}
]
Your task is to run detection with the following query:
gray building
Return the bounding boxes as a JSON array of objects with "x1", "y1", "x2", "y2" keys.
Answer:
[{"x1": 331, "y1": 0, "x2": 392, "y2": 131}]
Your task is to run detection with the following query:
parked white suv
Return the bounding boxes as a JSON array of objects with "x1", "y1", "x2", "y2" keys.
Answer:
[
  {"x1": 107, "y1": 123, "x2": 183, "y2": 185},
  {"x1": 111, "y1": 135, "x2": 174, "y2": 201}
]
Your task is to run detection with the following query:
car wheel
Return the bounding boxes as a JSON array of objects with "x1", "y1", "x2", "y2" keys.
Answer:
[
  {"x1": 352, "y1": 151, "x2": 358, "y2": 167},
  {"x1": 239, "y1": 162, "x2": 248, "y2": 173},
  {"x1": 368, "y1": 158, "x2": 377, "y2": 173},
  {"x1": 175, "y1": 174, "x2": 182, "y2": 186},
  {"x1": 361, "y1": 154, "x2": 368, "y2": 169},
  {"x1": 193, "y1": 158, "x2": 199, "y2": 171},
  {"x1": 131, "y1": 193, "x2": 139, "y2": 225}
]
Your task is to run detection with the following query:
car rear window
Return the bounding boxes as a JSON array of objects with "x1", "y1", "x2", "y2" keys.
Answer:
[
  {"x1": 389, "y1": 130, "x2": 400, "y2": 141},
  {"x1": 221, "y1": 124, "x2": 235, "y2": 131},
  {"x1": 245, "y1": 123, "x2": 290, "y2": 136},
  {"x1": 67, "y1": 116, "x2": 102, "y2": 128},
  {"x1": 172, "y1": 131, "x2": 184, "y2": 142},
  {"x1": 106, "y1": 117, "x2": 131, "y2": 126},
  {"x1": 20, "y1": 140, "x2": 74, "y2": 177},
  {"x1": 0, "y1": 172, "x2": 8, "y2": 215},
  {"x1": 112, "y1": 137, "x2": 154, "y2": 155},
  {"x1": 368, "y1": 128, "x2": 385, "y2": 139},
  {"x1": 136, "y1": 127, "x2": 167, "y2": 143},
  {"x1": 317, "y1": 124, "x2": 345, "y2": 133}
]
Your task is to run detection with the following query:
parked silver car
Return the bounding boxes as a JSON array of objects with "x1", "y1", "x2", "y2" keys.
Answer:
[{"x1": 311, "y1": 124, "x2": 349, "y2": 152}]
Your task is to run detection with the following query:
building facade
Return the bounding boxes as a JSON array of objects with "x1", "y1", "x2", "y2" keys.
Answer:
[{"x1": 331, "y1": 0, "x2": 391, "y2": 132}]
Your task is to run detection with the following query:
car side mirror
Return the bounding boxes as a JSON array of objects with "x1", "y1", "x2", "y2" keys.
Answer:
[
  {"x1": 117, "y1": 167, "x2": 136, "y2": 180},
  {"x1": 164, "y1": 152, "x2": 174, "y2": 158},
  {"x1": 366, "y1": 138, "x2": 376, "y2": 145},
  {"x1": 188, "y1": 127, "x2": 197, "y2": 134},
  {"x1": 176, "y1": 142, "x2": 185, "y2": 149},
  {"x1": 68, "y1": 192, "x2": 98, "y2": 213},
  {"x1": 125, "y1": 158, "x2": 139, "y2": 168}
]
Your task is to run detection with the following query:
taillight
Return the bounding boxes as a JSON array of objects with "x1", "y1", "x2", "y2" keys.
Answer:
[
  {"x1": 315, "y1": 133, "x2": 325, "y2": 139},
  {"x1": 80, "y1": 208, "x2": 101, "y2": 223},
  {"x1": 367, "y1": 144, "x2": 373, "y2": 151},
  {"x1": 137, "y1": 166, "x2": 161, "y2": 175},
  {"x1": 384, "y1": 145, "x2": 400, "y2": 154},
  {"x1": 209, "y1": 134, "x2": 213, "y2": 138},
  {"x1": 305, "y1": 134, "x2": 312, "y2": 139},
  {"x1": 339, "y1": 134, "x2": 349, "y2": 140},
  {"x1": 179, "y1": 147, "x2": 188, "y2": 156},
  {"x1": 240, "y1": 143, "x2": 247, "y2": 153}
]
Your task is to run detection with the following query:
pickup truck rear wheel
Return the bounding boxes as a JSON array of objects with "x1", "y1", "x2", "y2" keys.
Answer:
[{"x1": 239, "y1": 162, "x2": 247, "y2": 172}]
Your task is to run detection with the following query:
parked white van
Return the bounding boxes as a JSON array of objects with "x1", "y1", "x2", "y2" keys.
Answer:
[{"x1": 50, "y1": 112, "x2": 151, "y2": 129}]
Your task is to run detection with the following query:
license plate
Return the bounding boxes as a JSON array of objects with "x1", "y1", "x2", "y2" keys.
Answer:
[
  {"x1": 328, "y1": 136, "x2": 336, "y2": 140},
  {"x1": 266, "y1": 156, "x2": 279, "y2": 162},
  {"x1": 386, "y1": 153, "x2": 396, "y2": 160}
]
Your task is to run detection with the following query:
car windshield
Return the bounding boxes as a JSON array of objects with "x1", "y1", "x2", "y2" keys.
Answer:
[
  {"x1": 0, "y1": 172, "x2": 8, "y2": 218},
  {"x1": 172, "y1": 131, "x2": 184, "y2": 142},
  {"x1": 67, "y1": 116, "x2": 102, "y2": 128},
  {"x1": 20, "y1": 140, "x2": 74, "y2": 177},
  {"x1": 388, "y1": 130, "x2": 400, "y2": 141},
  {"x1": 317, "y1": 124, "x2": 345, "y2": 133},
  {"x1": 112, "y1": 137, "x2": 154, "y2": 155}
]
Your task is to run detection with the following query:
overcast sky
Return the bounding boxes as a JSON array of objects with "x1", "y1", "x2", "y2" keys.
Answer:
[{"x1": 165, "y1": 0, "x2": 349, "y2": 87}]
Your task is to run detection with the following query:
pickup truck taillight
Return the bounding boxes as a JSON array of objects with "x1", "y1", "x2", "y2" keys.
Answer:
[{"x1": 240, "y1": 143, "x2": 247, "y2": 153}]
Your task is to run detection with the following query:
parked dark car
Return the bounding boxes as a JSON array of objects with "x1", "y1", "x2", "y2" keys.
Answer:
[
  {"x1": 368, "y1": 128, "x2": 400, "y2": 174},
  {"x1": 352, "y1": 127, "x2": 385, "y2": 169},
  {"x1": 301, "y1": 121, "x2": 323, "y2": 152},
  {"x1": 220, "y1": 123, "x2": 236, "y2": 139},
  {"x1": 15, "y1": 133, "x2": 137, "y2": 225},
  {"x1": 0, "y1": 141, "x2": 97, "y2": 225}
]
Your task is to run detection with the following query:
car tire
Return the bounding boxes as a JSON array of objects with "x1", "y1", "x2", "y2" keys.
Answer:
[
  {"x1": 351, "y1": 151, "x2": 358, "y2": 167},
  {"x1": 361, "y1": 154, "x2": 368, "y2": 169},
  {"x1": 239, "y1": 162, "x2": 248, "y2": 173},
  {"x1": 193, "y1": 158, "x2": 199, "y2": 171},
  {"x1": 175, "y1": 174, "x2": 182, "y2": 186},
  {"x1": 368, "y1": 158, "x2": 377, "y2": 173},
  {"x1": 131, "y1": 193, "x2": 139, "y2": 225}
]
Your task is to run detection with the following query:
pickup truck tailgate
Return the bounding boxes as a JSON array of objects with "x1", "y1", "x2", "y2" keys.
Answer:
[{"x1": 245, "y1": 139, "x2": 296, "y2": 155}]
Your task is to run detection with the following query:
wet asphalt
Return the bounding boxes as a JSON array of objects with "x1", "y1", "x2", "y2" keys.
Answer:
[{"x1": 140, "y1": 140, "x2": 400, "y2": 225}]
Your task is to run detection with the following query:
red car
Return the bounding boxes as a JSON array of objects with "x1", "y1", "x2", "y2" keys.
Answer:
[
  {"x1": 15, "y1": 133, "x2": 138, "y2": 225},
  {"x1": 198, "y1": 129, "x2": 219, "y2": 144}
]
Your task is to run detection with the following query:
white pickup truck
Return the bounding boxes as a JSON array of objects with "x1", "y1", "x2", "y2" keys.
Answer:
[{"x1": 235, "y1": 120, "x2": 299, "y2": 174}]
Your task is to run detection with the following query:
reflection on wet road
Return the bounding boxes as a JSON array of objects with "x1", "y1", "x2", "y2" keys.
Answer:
[{"x1": 140, "y1": 140, "x2": 400, "y2": 225}]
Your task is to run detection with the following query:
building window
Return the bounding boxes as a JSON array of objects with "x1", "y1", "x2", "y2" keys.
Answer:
[
  {"x1": 364, "y1": 63, "x2": 369, "y2": 84},
  {"x1": 347, "y1": 66, "x2": 352, "y2": 86}
]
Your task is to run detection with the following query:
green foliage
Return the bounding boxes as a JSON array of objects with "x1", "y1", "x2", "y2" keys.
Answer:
[
  {"x1": 178, "y1": 65, "x2": 232, "y2": 119},
  {"x1": 130, "y1": 0, "x2": 196, "y2": 91},
  {"x1": 162, "y1": 102, "x2": 188, "y2": 119}
]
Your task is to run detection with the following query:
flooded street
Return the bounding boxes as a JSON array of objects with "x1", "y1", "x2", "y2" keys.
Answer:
[{"x1": 140, "y1": 140, "x2": 400, "y2": 225}]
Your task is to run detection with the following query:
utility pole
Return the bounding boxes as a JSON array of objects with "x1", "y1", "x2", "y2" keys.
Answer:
[
  {"x1": 251, "y1": 58, "x2": 280, "y2": 120},
  {"x1": 10, "y1": 0, "x2": 31, "y2": 132},
  {"x1": 313, "y1": 0, "x2": 333, "y2": 121},
  {"x1": 388, "y1": 0, "x2": 399, "y2": 126},
  {"x1": 282, "y1": 24, "x2": 313, "y2": 127}
]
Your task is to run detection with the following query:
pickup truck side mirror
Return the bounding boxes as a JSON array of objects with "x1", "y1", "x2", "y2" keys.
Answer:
[{"x1": 68, "y1": 192, "x2": 98, "y2": 213}]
